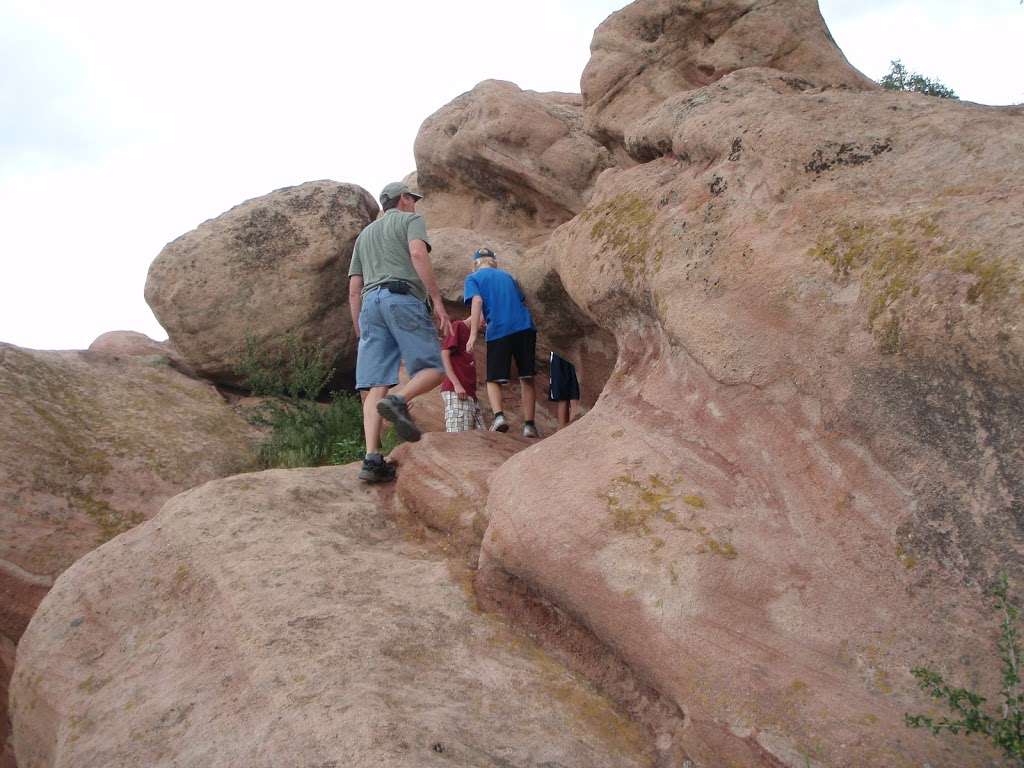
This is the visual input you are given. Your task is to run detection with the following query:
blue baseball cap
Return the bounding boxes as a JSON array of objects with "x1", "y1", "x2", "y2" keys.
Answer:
[{"x1": 473, "y1": 247, "x2": 495, "y2": 260}]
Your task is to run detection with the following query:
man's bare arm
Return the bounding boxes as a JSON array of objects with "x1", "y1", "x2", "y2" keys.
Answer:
[
  {"x1": 409, "y1": 239, "x2": 451, "y2": 338},
  {"x1": 466, "y1": 295, "x2": 483, "y2": 354},
  {"x1": 349, "y1": 275, "x2": 364, "y2": 337},
  {"x1": 441, "y1": 349, "x2": 467, "y2": 399}
]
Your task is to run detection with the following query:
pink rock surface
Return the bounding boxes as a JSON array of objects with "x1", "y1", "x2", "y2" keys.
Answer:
[
  {"x1": 393, "y1": 430, "x2": 535, "y2": 561},
  {"x1": 582, "y1": 0, "x2": 875, "y2": 155},
  {"x1": 145, "y1": 180, "x2": 377, "y2": 387},
  {"x1": 0, "y1": 342, "x2": 260, "y2": 767},
  {"x1": 11, "y1": 466, "x2": 655, "y2": 768},
  {"x1": 415, "y1": 80, "x2": 613, "y2": 244},
  {"x1": 87, "y1": 331, "x2": 194, "y2": 377},
  {"x1": 10, "y1": 6, "x2": 1024, "y2": 767},
  {"x1": 479, "y1": 70, "x2": 1022, "y2": 766}
]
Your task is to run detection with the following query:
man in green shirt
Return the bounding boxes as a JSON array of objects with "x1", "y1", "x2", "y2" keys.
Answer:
[{"x1": 348, "y1": 182, "x2": 451, "y2": 483}]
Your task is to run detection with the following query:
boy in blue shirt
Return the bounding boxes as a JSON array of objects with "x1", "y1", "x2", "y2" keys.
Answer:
[{"x1": 463, "y1": 248, "x2": 540, "y2": 438}]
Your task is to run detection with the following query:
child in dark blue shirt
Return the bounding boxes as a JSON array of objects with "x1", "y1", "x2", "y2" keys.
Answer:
[{"x1": 463, "y1": 248, "x2": 540, "y2": 438}]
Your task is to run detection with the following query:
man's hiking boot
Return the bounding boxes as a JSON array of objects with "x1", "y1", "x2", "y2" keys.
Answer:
[
  {"x1": 376, "y1": 394, "x2": 421, "y2": 443},
  {"x1": 358, "y1": 455, "x2": 396, "y2": 483},
  {"x1": 522, "y1": 422, "x2": 540, "y2": 439},
  {"x1": 490, "y1": 413, "x2": 509, "y2": 433}
]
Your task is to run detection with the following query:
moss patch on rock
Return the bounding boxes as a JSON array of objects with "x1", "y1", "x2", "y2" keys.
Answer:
[
  {"x1": 583, "y1": 193, "x2": 661, "y2": 286},
  {"x1": 809, "y1": 215, "x2": 1021, "y2": 353},
  {"x1": 603, "y1": 474, "x2": 737, "y2": 559}
]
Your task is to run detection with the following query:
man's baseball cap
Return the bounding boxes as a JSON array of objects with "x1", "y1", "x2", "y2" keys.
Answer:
[
  {"x1": 473, "y1": 247, "x2": 496, "y2": 260},
  {"x1": 380, "y1": 182, "x2": 422, "y2": 207}
]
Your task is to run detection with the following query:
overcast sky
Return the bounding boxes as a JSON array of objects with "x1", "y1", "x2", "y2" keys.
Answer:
[{"x1": 2, "y1": 0, "x2": 1021, "y2": 351}]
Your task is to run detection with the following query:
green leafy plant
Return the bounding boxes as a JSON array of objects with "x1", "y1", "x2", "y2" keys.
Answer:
[
  {"x1": 880, "y1": 59, "x2": 958, "y2": 99},
  {"x1": 234, "y1": 335, "x2": 395, "y2": 468},
  {"x1": 235, "y1": 334, "x2": 334, "y2": 400},
  {"x1": 905, "y1": 574, "x2": 1024, "y2": 765}
]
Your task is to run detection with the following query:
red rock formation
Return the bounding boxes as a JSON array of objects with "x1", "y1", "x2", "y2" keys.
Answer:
[
  {"x1": 10, "y1": 466, "x2": 656, "y2": 768},
  {"x1": 582, "y1": 0, "x2": 875, "y2": 156},
  {"x1": 0, "y1": 342, "x2": 260, "y2": 765},
  {"x1": 11, "y1": 2, "x2": 1023, "y2": 766},
  {"x1": 479, "y1": 68, "x2": 1022, "y2": 766},
  {"x1": 415, "y1": 80, "x2": 613, "y2": 245},
  {"x1": 145, "y1": 180, "x2": 377, "y2": 388}
]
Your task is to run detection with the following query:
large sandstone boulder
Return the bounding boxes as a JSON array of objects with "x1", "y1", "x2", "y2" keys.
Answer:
[
  {"x1": 145, "y1": 180, "x2": 377, "y2": 387},
  {"x1": 415, "y1": 80, "x2": 613, "y2": 244},
  {"x1": 0, "y1": 343, "x2": 260, "y2": 768},
  {"x1": 11, "y1": 465, "x2": 656, "y2": 768},
  {"x1": 582, "y1": 0, "x2": 876, "y2": 155},
  {"x1": 478, "y1": 70, "x2": 1023, "y2": 766}
]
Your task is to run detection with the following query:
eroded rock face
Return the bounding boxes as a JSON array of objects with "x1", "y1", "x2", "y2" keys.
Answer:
[
  {"x1": 516, "y1": 247, "x2": 619, "y2": 410},
  {"x1": 11, "y1": 466, "x2": 655, "y2": 768},
  {"x1": 0, "y1": 343, "x2": 260, "y2": 768},
  {"x1": 145, "y1": 180, "x2": 378, "y2": 387},
  {"x1": 415, "y1": 80, "x2": 613, "y2": 244},
  {"x1": 478, "y1": 70, "x2": 1022, "y2": 766},
  {"x1": 392, "y1": 431, "x2": 541, "y2": 562},
  {"x1": 582, "y1": 0, "x2": 875, "y2": 155}
]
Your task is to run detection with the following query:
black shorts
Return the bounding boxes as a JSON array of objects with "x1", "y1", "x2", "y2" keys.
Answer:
[
  {"x1": 486, "y1": 329, "x2": 536, "y2": 382},
  {"x1": 548, "y1": 353, "x2": 580, "y2": 401}
]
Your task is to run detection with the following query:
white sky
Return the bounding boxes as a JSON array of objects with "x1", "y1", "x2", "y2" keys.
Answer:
[{"x1": 1, "y1": 0, "x2": 1021, "y2": 351}]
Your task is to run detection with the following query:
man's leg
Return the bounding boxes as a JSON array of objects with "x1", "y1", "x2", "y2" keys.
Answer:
[
  {"x1": 375, "y1": 294, "x2": 448, "y2": 442},
  {"x1": 362, "y1": 386, "x2": 388, "y2": 454},
  {"x1": 393, "y1": 367, "x2": 444, "y2": 403},
  {"x1": 355, "y1": 292, "x2": 401, "y2": 481},
  {"x1": 359, "y1": 385, "x2": 396, "y2": 483},
  {"x1": 557, "y1": 400, "x2": 570, "y2": 429},
  {"x1": 520, "y1": 376, "x2": 536, "y2": 422},
  {"x1": 512, "y1": 330, "x2": 538, "y2": 432},
  {"x1": 486, "y1": 381, "x2": 504, "y2": 416}
]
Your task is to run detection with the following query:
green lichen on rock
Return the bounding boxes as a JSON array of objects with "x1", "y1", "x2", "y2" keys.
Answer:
[
  {"x1": 1, "y1": 343, "x2": 258, "y2": 561},
  {"x1": 953, "y1": 248, "x2": 1017, "y2": 304},
  {"x1": 877, "y1": 316, "x2": 902, "y2": 356},
  {"x1": 77, "y1": 674, "x2": 111, "y2": 694},
  {"x1": 694, "y1": 525, "x2": 738, "y2": 560},
  {"x1": 809, "y1": 215, "x2": 1020, "y2": 353},
  {"x1": 604, "y1": 475, "x2": 737, "y2": 559},
  {"x1": 583, "y1": 193, "x2": 657, "y2": 285},
  {"x1": 605, "y1": 474, "x2": 676, "y2": 535},
  {"x1": 809, "y1": 220, "x2": 875, "y2": 279},
  {"x1": 895, "y1": 544, "x2": 919, "y2": 570},
  {"x1": 77, "y1": 493, "x2": 144, "y2": 545},
  {"x1": 705, "y1": 538, "x2": 738, "y2": 559}
]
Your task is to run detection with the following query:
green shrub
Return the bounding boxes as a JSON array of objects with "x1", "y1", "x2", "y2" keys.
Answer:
[
  {"x1": 235, "y1": 334, "x2": 334, "y2": 400},
  {"x1": 880, "y1": 59, "x2": 958, "y2": 99},
  {"x1": 234, "y1": 335, "x2": 396, "y2": 469},
  {"x1": 905, "y1": 574, "x2": 1023, "y2": 764}
]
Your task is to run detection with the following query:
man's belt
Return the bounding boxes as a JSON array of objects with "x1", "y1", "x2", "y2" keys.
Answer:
[{"x1": 374, "y1": 280, "x2": 411, "y2": 294}]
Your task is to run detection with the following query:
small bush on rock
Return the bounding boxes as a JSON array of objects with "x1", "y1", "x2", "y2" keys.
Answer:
[
  {"x1": 235, "y1": 335, "x2": 394, "y2": 468},
  {"x1": 235, "y1": 334, "x2": 334, "y2": 400},
  {"x1": 905, "y1": 573, "x2": 1023, "y2": 765}
]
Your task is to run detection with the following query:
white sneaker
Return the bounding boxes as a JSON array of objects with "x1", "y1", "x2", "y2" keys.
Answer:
[
  {"x1": 490, "y1": 413, "x2": 509, "y2": 432},
  {"x1": 522, "y1": 423, "x2": 540, "y2": 438}
]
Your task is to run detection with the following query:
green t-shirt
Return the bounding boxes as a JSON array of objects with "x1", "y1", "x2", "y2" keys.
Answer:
[{"x1": 348, "y1": 210, "x2": 431, "y2": 301}]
